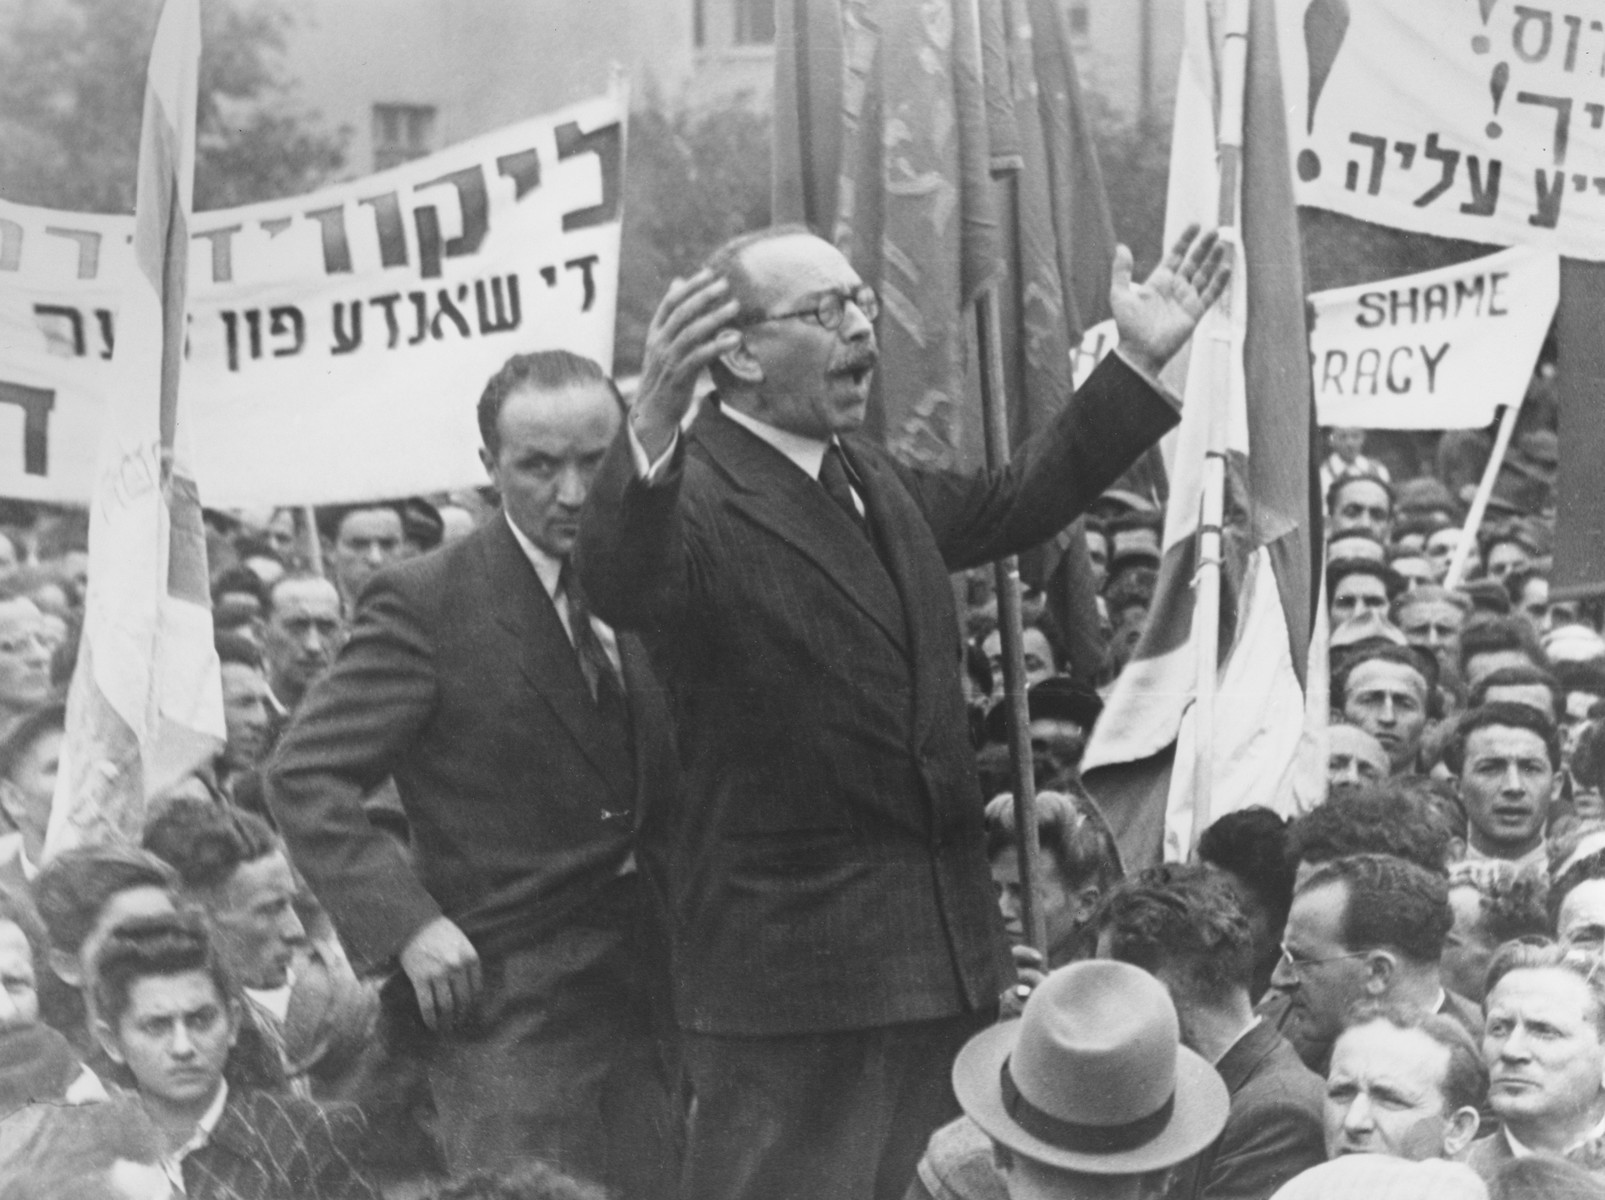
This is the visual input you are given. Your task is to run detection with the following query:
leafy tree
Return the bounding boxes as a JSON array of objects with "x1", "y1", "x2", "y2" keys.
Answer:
[
  {"x1": 616, "y1": 95, "x2": 772, "y2": 375},
  {"x1": 0, "y1": 0, "x2": 346, "y2": 214}
]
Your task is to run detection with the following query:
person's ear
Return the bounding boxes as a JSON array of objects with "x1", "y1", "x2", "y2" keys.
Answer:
[
  {"x1": 719, "y1": 337, "x2": 763, "y2": 386},
  {"x1": 48, "y1": 947, "x2": 82, "y2": 988},
  {"x1": 93, "y1": 1017, "x2": 125, "y2": 1067},
  {"x1": 477, "y1": 446, "x2": 497, "y2": 484},
  {"x1": 1362, "y1": 950, "x2": 1395, "y2": 995},
  {"x1": 225, "y1": 999, "x2": 242, "y2": 1050},
  {"x1": 1443, "y1": 1105, "x2": 1480, "y2": 1157}
]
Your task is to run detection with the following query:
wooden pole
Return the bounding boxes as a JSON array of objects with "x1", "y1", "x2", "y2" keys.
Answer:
[
  {"x1": 301, "y1": 505, "x2": 325, "y2": 579},
  {"x1": 1189, "y1": 0, "x2": 1250, "y2": 853},
  {"x1": 977, "y1": 284, "x2": 1046, "y2": 959},
  {"x1": 1444, "y1": 400, "x2": 1522, "y2": 590}
]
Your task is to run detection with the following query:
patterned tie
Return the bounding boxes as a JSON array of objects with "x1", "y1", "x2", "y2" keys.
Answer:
[
  {"x1": 819, "y1": 442, "x2": 868, "y2": 537},
  {"x1": 558, "y1": 561, "x2": 624, "y2": 710}
]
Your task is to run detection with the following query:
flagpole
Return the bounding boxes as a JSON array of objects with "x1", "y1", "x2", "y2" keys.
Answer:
[
  {"x1": 1190, "y1": 0, "x2": 1250, "y2": 853},
  {"x1": 1444, "y1": 399, "x2": 1523, "y2": 589},
  {"x1": 977, "y1": 282, "x2": 1047, "y2": 959},
  {"x1": 301, "y1": 505, "x2": 325, "y2": 578}
]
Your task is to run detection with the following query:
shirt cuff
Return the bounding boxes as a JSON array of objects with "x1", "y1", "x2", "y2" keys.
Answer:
[
  {"x1": 628, "y1": 418, "x2": 678, "y2": 483},
  {"x1": 1113, "y1": 346, "x2": 1184, "y2": 411}
]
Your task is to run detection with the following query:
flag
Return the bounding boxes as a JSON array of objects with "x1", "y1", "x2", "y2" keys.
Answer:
[
  {"x1": 1080, "y1": 0, "x2": 1318, "y2": 866},
  {"x1": 774, "y1": 0, "x2": 1123, "y2": 677},
  {"x1": 45, "y1": 0, "x2": 221, "y2": 857}
]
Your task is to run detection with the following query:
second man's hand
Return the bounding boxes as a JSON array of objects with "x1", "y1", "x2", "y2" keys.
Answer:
[
  {"x1": 1109, "y1": 222, "x2": 1232, "y2": 379},
  {"x1": 400, "y1": 914, "x2": 482, "y2": 1033},
  {"x1": 630, "y1": 268, "x2": 742, "y2": 460}
]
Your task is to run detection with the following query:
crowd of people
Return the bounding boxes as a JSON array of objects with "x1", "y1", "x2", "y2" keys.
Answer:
[{"x1": 0, "y1": 220, "x2": 1597, "y2": 1200}]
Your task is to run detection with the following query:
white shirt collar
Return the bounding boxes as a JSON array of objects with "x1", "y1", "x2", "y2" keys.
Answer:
[
  {"x1": 163, "y1": 1079, "x2": 229, "y2": 1191},
  {"x1": 721, "y1": 404, "x2": 830, "y2": 481},
  {"x1": 504, "y1": 512, "x2": 562, "y2": 600}
]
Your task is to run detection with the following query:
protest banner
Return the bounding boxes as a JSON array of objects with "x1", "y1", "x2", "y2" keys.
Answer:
[
  {"x1": 1276, "y1": 0, "x2": 1605, "y2": 261},
  {"x1": 0, "y1": 88, "x2": 623, "y2": 508},
  {"x1": 1310, "y1": 244, "x2": 1559, "y2": 429}
]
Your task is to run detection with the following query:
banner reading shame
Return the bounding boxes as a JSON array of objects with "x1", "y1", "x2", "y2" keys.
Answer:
[
  {"x1": 1278, "y1": 0, "x2": 1605, "y2": 261},
  {"x1": 0, "y1": 88, "x2": 623, "y2": 508}
]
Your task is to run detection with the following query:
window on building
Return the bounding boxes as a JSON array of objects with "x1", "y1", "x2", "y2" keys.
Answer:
[
  {"x1": 734, "y1": 0, "x2": 775, "y2": 45},
  {"x1": 1068, "y1": 3, "x2": 1090, "y2": 36},
  {"x1": 372, "y1": 103, "x2": 437, "y2": 171}
]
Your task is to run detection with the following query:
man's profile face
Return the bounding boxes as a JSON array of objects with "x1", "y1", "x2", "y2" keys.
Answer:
[
  {"x1": 1324, "y1": 1020, "x2": 1459, "y2": 1160},
  {"x1": 1458, "y1": 724, "x2": 1553, "y2": 857},
  {"x1": 1330, "y1": 572, "x2": 1390, "y2": 627},
  {"x1": 0, "y1": 919, "x2": 39, "y2": 1032},
  {"x1": 1331, "y1": 479, "x2": 1392, "y2": 541},
  {"x1": 1484, "y1": 968, "x2": 1605, "y2": 1133},
  {"x1": 219, "y1": 663, "x2": 274, "y2": 773},
  {"x1": 210, "y1": 850, "x2": 304, "y2": 990},
  {"x1": 0, "y1": 598, "x2": 51, "y2": 717},
  {"x1": 481, "y1": 380, "x2": 621, "y2": 561},
  {"x1": 1558, "y1": 879, "x2": 1605, "y2": 951},
  {"x1": 1328, "y1": 723, "x2": 1390, "y2": 794},
  {"x1": 263, "y1": 577, "x2": 345, "y2": 704},
  {"x1": 1272, "y1": 881, "x2": 1369, "y2": 1051},
  {"x1": 1342, "y1": 658, "x2": 1429, "y2": 773},
  {"x1": 732, "y1": 234, "x2": 879, "y2": 439},
  {"x1": 332, "y1": 509, "x2": 404, "y2": 602},
  {"x1": 102, "y1": 969, "x2": 236, "y2": 1110}
]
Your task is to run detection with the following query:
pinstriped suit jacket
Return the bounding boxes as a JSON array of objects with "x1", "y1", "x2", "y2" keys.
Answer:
[{"x1": 577, "y1": 353, "x2": 1177, "y2": 1035}]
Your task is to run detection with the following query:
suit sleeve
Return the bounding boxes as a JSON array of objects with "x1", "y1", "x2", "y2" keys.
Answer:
[
  {"x1": 895, "y1": 351, "x2": 1180, "y2": 570},
  {"x1": 1201, "y1": 1096, "x2": 1326, "y2": 1200},
  {"x1": 576, "y1": 424, "x2": 699, "y2": 632},
  {"x1": 264, "y1": 575, "x2": 442, "y2": 970}
]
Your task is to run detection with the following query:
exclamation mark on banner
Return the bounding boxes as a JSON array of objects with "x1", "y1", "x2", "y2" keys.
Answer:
[
  {"x1": 1486, "y1": 61, "x2": 1509, "y2": 137},
  {"x1": 1296, "y1": 0, "x2": 1351, "y2": 182},
  {"x1": 1472, "y1": 0, "x2": 1499, "y2": 54}
]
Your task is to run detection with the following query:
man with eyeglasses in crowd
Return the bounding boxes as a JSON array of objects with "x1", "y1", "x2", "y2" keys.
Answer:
[
  {"x1": 577, "y1": 222, "x2": 1229, "y2": 1200},
  {"x1": 1270, "y1": 854, "x2": 1475, "y2": 1077}
]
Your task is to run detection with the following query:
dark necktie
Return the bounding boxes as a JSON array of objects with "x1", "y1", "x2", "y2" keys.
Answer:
[
  {"x1": 558, "y1": 561, "x2": 624, "y2": 710},
  {"x1": 820, "y1": 443, "x2": 868, "y2": 537}
]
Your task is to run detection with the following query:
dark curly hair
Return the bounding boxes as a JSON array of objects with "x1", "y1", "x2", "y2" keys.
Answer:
[
  {"x1": 31, "y1": 846, "x2": 178, "y2": 957},
  {"x1": 142, "y1": 797, "x2": 280, "y2": 892},
  {"x1": 1458, "y1": 614, "x2": 1548, "y2": 680},
  {"x1": 1196, "y1": 806, "x2": 1295, "y2": 931},
  {"x1": 91, "y1": 911, "x2": 238, "y2": 1031},
  {"x1": 1441, "y1": 701, "x2": 1561, "y2": 775},
  {"x1": 1091, "y1": 863, "x2": 1255, "y2": 1004},
  {"x1": 1287, "y1": 787, "x2": 1451, "y2": 875},
  {"x1": 1298, "y1": 853, "x2": 1454, "y2": 965}
]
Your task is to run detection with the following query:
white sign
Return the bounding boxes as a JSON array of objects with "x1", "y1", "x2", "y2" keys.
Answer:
[
  {"x1": 0, "y1": 90, "x2": 624, "y2": 507},
  {"x1": 1311, "y1": 245, "x2": 1559, "y2": 428},
  {"x1": 1277, "y1": 0, "x2": 1605, "y2": 260}
]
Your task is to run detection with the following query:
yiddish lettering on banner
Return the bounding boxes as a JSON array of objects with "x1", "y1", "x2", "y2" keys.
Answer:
[
  {"x1": 0, "y1": 89, "x2": 624, "y2": 507},
  {"x1": 1278, "y1": 0, "x2": 1605, "y2": 260}
]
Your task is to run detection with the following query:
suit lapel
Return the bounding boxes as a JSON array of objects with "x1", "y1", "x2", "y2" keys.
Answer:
[
  {"x1": 695, "y1": 407, "x2": 908, "y2": 653},
  {"x1": 481, "y1": 520, "x2": 634, "y2": 806},
  {"x1": 843, "y1": 440, "x2": 951, "y2": 733}
]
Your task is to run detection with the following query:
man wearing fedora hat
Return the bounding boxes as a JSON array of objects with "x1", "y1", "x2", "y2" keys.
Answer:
[{"x1": 918, "y1": 960, "x2": 1229, "y2": 1200}]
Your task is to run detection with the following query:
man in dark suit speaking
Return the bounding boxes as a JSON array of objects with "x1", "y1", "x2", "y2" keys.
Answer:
[
  {"x1": 265, "y1": 351, "x2": 676, "y2": 1192},
  {"x1": 576, "y1": 224, "x2": 1228, "y2": 1200}
]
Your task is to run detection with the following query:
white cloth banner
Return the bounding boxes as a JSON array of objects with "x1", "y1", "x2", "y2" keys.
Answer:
[
  {"x1": 1277, "y1": 0, "x2": 1605, "y2": 260},
  {"x1": 1311, "y1": 244, "x2": 1559, "y2": 428},
  {"x1": 1070, "y1": 247, "x2": 1558, "y2": 431},
  {"x1": 0, "y1": 89, "x2": 623, "y2": 508}
]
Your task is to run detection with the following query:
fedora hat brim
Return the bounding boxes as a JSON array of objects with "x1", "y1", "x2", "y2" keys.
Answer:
[{"x1": 952, "y1": 1018, "x2": 1230, "y2": 1176}]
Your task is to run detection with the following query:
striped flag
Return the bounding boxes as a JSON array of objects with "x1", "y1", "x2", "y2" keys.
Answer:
[
  {"x1": 1080, "y1": 0, "x2": 1319, "y2": 867},
  {"x1": 45, "y1": 0, "x2": 222, "y2": 857}
]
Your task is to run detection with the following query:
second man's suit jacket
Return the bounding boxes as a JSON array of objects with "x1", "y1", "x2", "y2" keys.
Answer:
[
  {"x1": 577, "y1": 353, "x2": 1177, "y2": 1035},
  {"x1": 266, "y1": 516, "x2": 678, "y2": 971}
]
